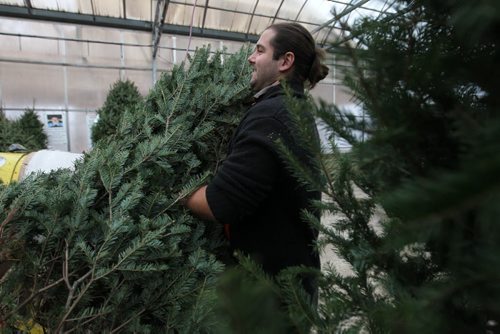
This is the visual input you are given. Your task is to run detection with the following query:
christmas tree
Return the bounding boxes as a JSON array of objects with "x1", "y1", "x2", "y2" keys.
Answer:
[
  {"x1": 0, "y1": 46, "x2": 252, "y2": 332},
  {"x1": 0, "y1": 108, "x2": 47, "y2": 151},
  {"x1": 91, "y1": 79, "x2": 143, "y2": 145},
  {"x1": 307, "y1": 0, "x2": 500, "y2": 332}
]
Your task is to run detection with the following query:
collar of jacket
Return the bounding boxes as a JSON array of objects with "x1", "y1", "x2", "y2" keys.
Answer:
[{"x1": 254, "y1": 80, "x2": 305, "y2": 103}]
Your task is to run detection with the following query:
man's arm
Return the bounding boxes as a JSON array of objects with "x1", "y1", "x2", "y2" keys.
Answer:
[{"x1": 184, "y1": 185, "x2": 217, "y2": 222}]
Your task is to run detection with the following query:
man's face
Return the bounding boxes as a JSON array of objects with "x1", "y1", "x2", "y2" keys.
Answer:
[{"x1": 247, "y1": 28, "x2": 281, "y2": 92}]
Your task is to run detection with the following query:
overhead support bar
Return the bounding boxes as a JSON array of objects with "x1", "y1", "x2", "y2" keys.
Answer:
[
  {"x1": 152, "y1": 0, "x2": 169, "y2": 59},
  {"x1": 164, "y1": 24, "x2": 259, "y2": 43},
  {"x1": 0, "y1": 5, "x2": 151, "y2": 30},
  {"x1": 294, "y1": 0, "x2": 309, "y2": 21},
  {"x1": 271, "y1": 0, "x2": 285, "y2": 24},
  {"x1": 201, "y1": 0, "x2": 210, "y2": 32},
  {"x1": 0, "y1": 5, "x2": 259, "y2": 43},
  {"x1": 90, "y1": 0, "x2": 96, "y2": 18},
  {"x1": 23, "y1": 0, "x2": 32, "y2": 14},
  {"x1": 245, "y1": 0, "x2": 260, "y2": 37},
  {"x1": 122, "y1": 0, "x2": 127, "y2": 19},
  {"x1": 320, "y1": 0, "x2": 356, "y2": 45}
]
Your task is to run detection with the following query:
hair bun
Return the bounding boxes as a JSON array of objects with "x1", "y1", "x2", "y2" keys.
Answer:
[{"x1": 308, "y1": 47, "x2": 329, "y2": 88}]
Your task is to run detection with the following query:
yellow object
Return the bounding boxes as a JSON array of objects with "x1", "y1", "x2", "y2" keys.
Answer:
[
  {"x1": 14, "y1": 319, "x2": 45, "y2": 334},
  {"x1": 0, "y1": 152, "x2": 30, "y2": 184},
  {"x1": 1, "y1": 152, "x2": 47, "y2": 333}
]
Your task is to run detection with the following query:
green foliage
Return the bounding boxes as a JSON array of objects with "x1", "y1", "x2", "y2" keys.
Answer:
[
  {"x1": 0, "y1": 108, "x2": 47, "y2": 151},
  {"x1": 215, "y1": 259, "x2": 289, "y2": 334},
  {"x1": 0, "y1": 46, "x2": 252, "y2": 332},
  {"x1": 295, "y1": 0, "x2": 500, "y2": 332},
  {"x1": 91, "y1": 79, "x2": 142, "y2": 145},
  {"x1": 215, "y1": 255, "x2": 318, "y2": 334}
]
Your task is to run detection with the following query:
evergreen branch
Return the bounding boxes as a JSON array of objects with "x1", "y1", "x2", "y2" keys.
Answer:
[
  {"x1": 336, "y1": 20, "x2": 379, "y2": 115},
  {"x1": 277, "y1": 141, "x2": 323, "y2": 193},
  {"x1": 127, "y1": 124, "x2": 184, "y2": 173},
  {"x1": 197, "y1": 82, "x2": 247, "y2": 128},
  {"x1": 318, "y1": 155, "x2": 343, "y2": 211},
  {"x1": 190, "y1": 275, "x2": 208, "y2": 323},
  {"x1": 110, "y1": 308, "x2": 147, "y2": 334},
  {"x1": 94, "y1": 228, "x2": 165, "y2": 281},
  {"x1": 0, "y1": 207, "x2": 17, "y2": 239},
  {"x1": 38, "y1": 250, "x2": 63, "y2": 313},
  {"x1": 198, "y1": 99, "x2": 221, "y2": 129},
  {"x1": 237, "y1": 46, "x2": 252, "y2": 79},
  {"x1": 63, "y1": 240, "x2": 71, "y2": 290},
  {"x1": 63, "y1": 265, "x2": 93, "y2": 312},
  {"x1": 161, "y1": 268, "x2": 198, "y2": 303},
  {"x1": 111, "y1": 268, "x2": 198, "y2": 333},
  {"x1": 31, "y1": 213, "x2": 57, "y2": 294},
  {"x1": 60, "y1": 241, "x2": 98, "y2": 331},
  {"x1": 145, "y1": 192, "x2": 162, "y2": 217},
  {"x1": 282, "y1": 273, "x2": 318, "y2": 331},
  {"x1": 213, "y1": 140, "x2": 225, "y2": 174},
  {"x1": 165, "y1": 71, "x2": 188, "y2": 134},
  {"x1": 108, "y1": 190, "x2": 113, "y2": 222},
  {"x1": 1, "y1": 277, "x2": 65, "y2": 322},
  {"x1": 58, "y1": 269, "x2": 94, "y2": 333},
  {"x1": 65, "y1": 307, "x2": 112, "y2": 332},
  {"x1": 65, "y1": 279, "x2": 126, "y2": 331}
]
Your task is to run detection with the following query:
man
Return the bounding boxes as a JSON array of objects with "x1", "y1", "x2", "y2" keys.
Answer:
[{"x1": 185, "y1": 22, "x2": 329, "y2": 298}]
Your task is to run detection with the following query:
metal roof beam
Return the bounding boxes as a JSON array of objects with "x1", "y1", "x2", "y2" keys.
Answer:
[
  {"x1": 122, "y1": 0, "x2": 127, "y2": 19},
  {"x1": 90, "y1": 0, "x2": 96, "y2": 17},
  {"x1": 0, "y1": 5, "x2": 259, "y2": 43},
  {"x1": 164, "y1": 25, "x2": 258, "y2": 43},
  {"x1": 201, "y1": 0, "x2": 210, "y2": 31},
  {"x1": 245, "y1": 0, "x2": 260, "y2": 37},
  {"x1": 152, "y1": 0, "x2": 169, "y2": 59},
  {"x1": 319, "y1": 0, "x2": 357, "y2": 45},
  {"x1": 23, "y1": 0, "x2": 32, "y2": 13},
  {"x1": 271, "y1": 0, "x2": 285, "y2": 24},
  {"x1": 294, "y1": 0, "x2": 308, "y2": 21},
  {"x1": 0, "y1": 5, "x2": 151, "y2": 30}
]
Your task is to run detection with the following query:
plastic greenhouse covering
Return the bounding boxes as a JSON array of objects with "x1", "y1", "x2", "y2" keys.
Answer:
[{"x1": 0, "y1": 0, "x2": 392, "y2": 152}]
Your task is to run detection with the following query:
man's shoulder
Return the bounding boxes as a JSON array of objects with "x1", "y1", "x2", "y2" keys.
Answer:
[{"x1": 247, "y1": 94, "x2": 288, "y2": 121}]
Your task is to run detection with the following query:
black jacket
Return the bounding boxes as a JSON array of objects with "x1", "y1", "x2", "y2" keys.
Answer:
[{"x1": 206, "y1": 82, "x2": 321, "y2": 281}]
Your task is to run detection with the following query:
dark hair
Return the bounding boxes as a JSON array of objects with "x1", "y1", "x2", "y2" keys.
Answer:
[{"x1": 267, "y1": 22, "x2": 329, "y2": 89}]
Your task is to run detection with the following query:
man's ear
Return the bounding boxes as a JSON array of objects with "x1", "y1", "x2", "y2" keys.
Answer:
[{"x1": 279, "y1": 52, "x2": 295, "y2": 72}]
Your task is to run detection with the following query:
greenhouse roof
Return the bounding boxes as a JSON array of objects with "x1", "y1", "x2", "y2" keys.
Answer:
[
  {"x1": 0, "y1": 0, "x2": 394, "y2": 153},
  {"x1": 0, "y1": 0, "x2": 395, "y2": 45}
]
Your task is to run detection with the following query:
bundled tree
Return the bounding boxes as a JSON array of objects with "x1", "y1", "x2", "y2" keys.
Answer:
[
  {"x1": 0, "y1": 46, "x2": 252, "y2": 332},
  {"x1": 91, "y1": 79, "x2": 142, "y2": 145},
  {"x1": 0, "y1": 108, "x2": 47, "y2": 151}
]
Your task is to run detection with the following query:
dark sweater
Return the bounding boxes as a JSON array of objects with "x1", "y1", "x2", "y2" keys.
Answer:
[{"x1": 206, "y1": 82, "x2": 321, "y2": 284}]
